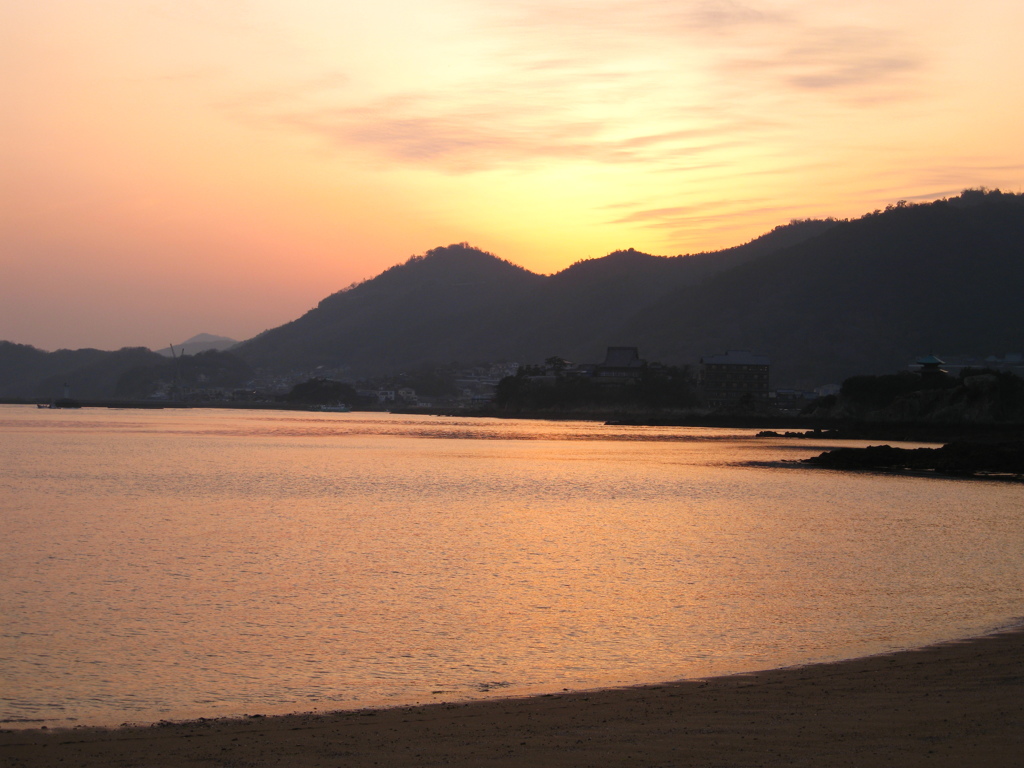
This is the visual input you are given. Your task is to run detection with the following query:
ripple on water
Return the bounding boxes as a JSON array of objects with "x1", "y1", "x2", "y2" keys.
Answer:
[{"x1": 1, "y1": 406, "x2": 1022, "y2": 728}]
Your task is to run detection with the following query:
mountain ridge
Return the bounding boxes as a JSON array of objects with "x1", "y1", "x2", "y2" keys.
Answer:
[
  {"x1": 3, "y1": 190, "x2": 1021, "y2": 398},
  {"x1": 235, "y1": 191, "x2": 1022, "y2": 388},
  {"x1": 235, "y1": 218, "x2": 843, "y2": 376}
]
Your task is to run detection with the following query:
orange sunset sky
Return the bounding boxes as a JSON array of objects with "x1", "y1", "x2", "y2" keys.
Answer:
[{"x1": 3, "y1": 0, "x2": 1022, "y2": 352}]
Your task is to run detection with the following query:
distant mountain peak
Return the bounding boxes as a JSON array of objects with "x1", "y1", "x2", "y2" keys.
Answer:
[
  {"x1": 411, "y1": 243, "x2": 536, "y2": 273},
  {"x1": 422, "y1": 242, "x2": 496, "y2": 259},
  {"x1": 179, "y1": 333, "x2": 237, "y2": 345},
  {"x1": 156, "y1": 334, "x2": 239, "y2": 357},
  {"x1": 372, "y1": 242, "x2": 541, "y2": 284}
]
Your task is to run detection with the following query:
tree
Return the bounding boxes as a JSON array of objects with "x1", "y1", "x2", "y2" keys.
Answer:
[{"x1": 280, "y1": 378, "x2": 360, "y2": 406}]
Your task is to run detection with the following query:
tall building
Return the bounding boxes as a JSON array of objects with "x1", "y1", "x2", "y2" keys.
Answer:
[{"x1": 700, "y1": 350, "x2": 770, "y2": 407}]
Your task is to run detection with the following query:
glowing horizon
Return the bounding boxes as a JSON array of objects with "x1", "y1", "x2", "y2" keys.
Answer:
[{"x1": 3, "y1": 0, "x2": 1022, "y2": 351}]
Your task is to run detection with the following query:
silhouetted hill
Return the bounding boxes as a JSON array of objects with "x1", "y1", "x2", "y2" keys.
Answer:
[
  {"x1": 114, "y1": 349, "x2": 254, "y2": 399},
  {"x1": 0, "y1": 343, "x2": 254, "y2": 401},
  {"x1": 0, "y1": 342, "x2": 166, "y2": 400},
  {"x1": 239, "y1": 244, "x2": 547, "y2": 371},
  {"x1": 155, "y1": 333, "x2": 238, "y2": 357},
  {"x1": 236, "y1": 192, "x2": 1021, "y2": 388},
  {"x1": 4, "y1": 191, "x2": 1020, "y2": 398},
  {"x1": 628, "y1": 192, "x2": 1024, "y2": 385},
  {"x1": 237, "y1": 221, "x2": 838, "y2": 375}
]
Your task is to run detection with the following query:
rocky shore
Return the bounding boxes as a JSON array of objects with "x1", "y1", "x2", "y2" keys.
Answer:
[{"x1": 800, "y1": 440, "x2": 1024, "y2": 478}]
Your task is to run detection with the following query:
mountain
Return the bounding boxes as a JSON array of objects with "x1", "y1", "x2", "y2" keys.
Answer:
[
  {"x1": 0, "y1": 343, "x2": 166, "y2": 400},
  {"x1": 626, "y1": 191, "x2": 1024, "y2": 385},
  {"x1": 0, "y1": 342, "x2": 253, "y2": 400},
  {"x1": 237, "y1": 244, "x2": 548, "y2": 372},
  {"x1": 3, "y1": 190, "x2": 1020, "y2": 398},
  {"x1": 235, "y1": 219, "x2": 840, "y2": 377},
  {"x1": 236, "y1": 190, "x2": 1023, "y2": 388},
  {"x1": 155, "y1": 334, "x2": 239, "y2": 357}
]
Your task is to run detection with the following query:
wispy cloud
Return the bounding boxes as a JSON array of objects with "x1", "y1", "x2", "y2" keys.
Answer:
[
  {"x1": 278, "y1": 98, "x2": 745, "y2": 173},
  {"x1": 211, "y1": 0, "x2": 937, "y2": 196},
  {"x1": 722, "y1": 26, "x2": 920, "y2": 95},
  {"x1": 685, "y1": 0, "x2": 790, "y2": 31},
  {"x1": 602, "y1": 196, "x2": 805, "y2": 253},
  {"x1": 486, "y1": 0, "x2": 788, "y2": 42},
  {"x1": 487, "y1": 0, "x2": 924, "y2": 93},
  {"x1": 227, "y1": 0, "x2": 929, "y2": 178}
]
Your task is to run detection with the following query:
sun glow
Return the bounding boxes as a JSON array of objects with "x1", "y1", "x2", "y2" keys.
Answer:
[{"x1": 3, "y1": 0, "x2": 1022, "y2": 349}]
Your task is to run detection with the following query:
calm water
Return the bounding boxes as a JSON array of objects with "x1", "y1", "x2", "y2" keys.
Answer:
[{"x1": 1, "y1": 406, "x2": 1022, "y2": 729}]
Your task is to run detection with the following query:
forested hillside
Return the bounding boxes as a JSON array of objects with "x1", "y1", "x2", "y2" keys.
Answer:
[
  {"x1": 4, "y1": 190, "x2": 1021, "y2": 397},
  {"x1": 237, "y1": 190, "x2": 1022, "y2": 388}
]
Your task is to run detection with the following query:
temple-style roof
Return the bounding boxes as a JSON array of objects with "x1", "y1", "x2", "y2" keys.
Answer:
[{"x1": 601, "y1": 347, "x2": 645, "y2": 368}]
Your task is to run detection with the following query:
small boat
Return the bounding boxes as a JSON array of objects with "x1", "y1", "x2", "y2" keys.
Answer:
[
  {"x1": 316, "y1": 404, "x2": 352, "y2": 413},
  {"x1": 39, "y1": 383, "x2": 82, "y2": 408}
]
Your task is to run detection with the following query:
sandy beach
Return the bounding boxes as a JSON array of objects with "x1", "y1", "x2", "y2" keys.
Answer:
[{"x1": 4, "y1": 627, "x2": 1023, "y2": 768}]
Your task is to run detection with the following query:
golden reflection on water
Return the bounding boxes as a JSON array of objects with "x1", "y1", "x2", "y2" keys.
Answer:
[{"x1": 1, "y1": 406, "x2": 1022, "y2": 728}]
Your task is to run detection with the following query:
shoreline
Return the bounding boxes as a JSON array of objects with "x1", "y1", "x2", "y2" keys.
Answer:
[
  {"x1": 9, "y1": 399, "x2": 1023, "y2": 444},
  {"x1": 5, "y1": 626, "x2": 1023, "y2": 767}
]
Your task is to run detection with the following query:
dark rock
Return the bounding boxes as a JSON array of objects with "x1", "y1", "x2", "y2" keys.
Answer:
[{"x1": 802, "y1": 441, "x2": 1024, "y2": 477}]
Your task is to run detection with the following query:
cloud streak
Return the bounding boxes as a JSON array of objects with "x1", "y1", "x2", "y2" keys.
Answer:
[
  {"x1": 279, "y1": 102, "x2": 746, "y2": 173},
  {"x1": 234, "y1": 0, "x2": 929, "y2": 178},
  {"x1": 723, "y1": 26, "x2": 920, "y2": 94},
  {"x1": 485, "y1": 0, "x2": 924, "y2": 93}
]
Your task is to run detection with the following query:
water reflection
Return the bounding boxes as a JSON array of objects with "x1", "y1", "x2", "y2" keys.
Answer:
[{"x1": 1, "y1": 406, "x2": 1021, "y2": 728}]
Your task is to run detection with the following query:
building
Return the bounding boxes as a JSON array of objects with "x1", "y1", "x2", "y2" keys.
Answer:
[
  {"x1": 592, "y1": 346, "x2": 647, "y2": 384},
  {"x1": 699, "y1": 350, "x2": 770, "y2": 407},
  {"x1": 907, "y1": 352, "x2": 1024, "y2": 379},
  {"x1": 544, "y1": 347, "x2": 649, "y2": 383}
]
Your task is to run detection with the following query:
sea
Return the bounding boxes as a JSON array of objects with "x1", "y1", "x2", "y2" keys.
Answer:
[{"x1": 1, "y1": 405, "x2": 1022, "y2": 729}]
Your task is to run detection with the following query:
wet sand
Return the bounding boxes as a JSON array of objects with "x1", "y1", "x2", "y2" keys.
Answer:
[{"x1": 3, "y1": 628, "x2": 1023, "y2": 767}]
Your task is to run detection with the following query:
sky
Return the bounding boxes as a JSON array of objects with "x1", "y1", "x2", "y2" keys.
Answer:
[{"x1": 3, "y1": 0, "x2": 1022, "y2": 352}]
